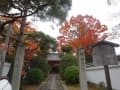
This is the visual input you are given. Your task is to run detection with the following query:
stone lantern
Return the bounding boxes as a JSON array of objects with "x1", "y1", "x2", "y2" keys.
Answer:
[
  {"x1": 92, "y1": 40, "x2": 119, "y2": 90},
  {"x1": 92, "y1": 40, "x2": 119, "y2": 66}
]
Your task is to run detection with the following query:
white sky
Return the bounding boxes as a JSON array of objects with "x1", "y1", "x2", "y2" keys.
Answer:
[
  {"x1": 29, "y1": 0, "x2": 120, "y2": 37},
  {"x1": 28, "y1": 0, "x2": 120, "y2": 54}
]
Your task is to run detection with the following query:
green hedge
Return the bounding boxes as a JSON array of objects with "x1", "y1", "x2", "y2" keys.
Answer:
[
  {"x1": 25, "y1": 68, "x2": 44, "y2": 84},
  {"x1": 30, "y1": 56, "x2": 48, "y2": 77},
  {"x1": 64, "y1": 66, "x2": 79, "y2": 84},
  {"x1": 59, "y1": 54, "x2": 78, "y2": 79}
]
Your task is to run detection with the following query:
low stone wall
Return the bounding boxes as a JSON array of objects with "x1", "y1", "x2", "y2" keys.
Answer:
[
  {"x1": 0, "y1": 62, "x2": 11, "y2": 76},
  {"x1": 86, "y1": 65, "x2": 120, "y2": 90}
]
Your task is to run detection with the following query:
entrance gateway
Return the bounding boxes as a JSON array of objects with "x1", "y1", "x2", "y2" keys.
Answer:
[{"x1": 47, "y1": 53, "x2": 61, "y2": 73}]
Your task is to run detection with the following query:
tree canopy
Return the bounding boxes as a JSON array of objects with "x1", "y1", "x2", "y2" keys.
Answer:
[
  {"x1": 0, "y1": 17, "x2": 57, "y2": 64},
  {"x1": 0, "y1": 0, "x2": 72, "y2": 47},
  {"x1": 0, "y1": 0, "x2": 72, "y2": 24},
  {"x1": 61, "y1": 46, "x2": 73, "y2": 54},
  {"x1": 57, "y1": 14, "x2": 108, "y2": 54}
]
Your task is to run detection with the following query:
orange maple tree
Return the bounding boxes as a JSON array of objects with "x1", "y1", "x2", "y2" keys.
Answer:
[
  {"x1": 0, "y1": 17, "x2": 40, "y2": 65},
  {"x1": 12, "y1": 20, "x2": 40, "y2": 65},
  {"x1": 57, "y1": 14, "x2": 108, "y2": 54}
]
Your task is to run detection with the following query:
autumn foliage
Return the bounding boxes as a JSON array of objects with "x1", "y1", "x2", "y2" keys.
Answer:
[
  {"x1": 57, "y1": 14, "x2": 108, "y2": 54},
  {"x1": 0, "y1": 17, "x2": 40, "y2": 64}
]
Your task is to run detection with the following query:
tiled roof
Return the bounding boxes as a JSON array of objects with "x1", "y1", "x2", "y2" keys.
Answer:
[{"x1": 47, "y1": 53, "x2": 61, "y2": 61}]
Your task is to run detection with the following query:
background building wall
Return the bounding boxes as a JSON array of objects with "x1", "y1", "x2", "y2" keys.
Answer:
[{"x1": 87, "y1": 65, "x2": 120, "y2": 90}]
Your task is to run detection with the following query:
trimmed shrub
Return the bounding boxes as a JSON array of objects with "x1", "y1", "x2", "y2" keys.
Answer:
[
  {"x1": 64, "y1": 66, "x2": 79, "y2": 84},
  {"x1": 60, "y1": 54, "x2": 78, "y2": 79},
  {"x1": 30, "y1": 56, "x2": 48, "y2": 77},
  {"x1": 98, "y1": 81, "x2": 105, "y2": 87},
  {"x1": 25, "y1": 68, "x2": 44, "y2": 84}
]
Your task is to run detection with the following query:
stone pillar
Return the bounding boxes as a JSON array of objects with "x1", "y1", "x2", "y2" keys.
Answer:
[{"x1": 78, "y1": 48, "x2": 88, "y2": 90}]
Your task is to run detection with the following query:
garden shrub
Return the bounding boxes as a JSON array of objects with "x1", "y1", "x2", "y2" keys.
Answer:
[
  {"x1": 98, "y1": 81, "x2": 105, "y2": 87},
  {"x1": 30, "y1": 56, "x2": 48, "y2": 77},
  {"x1": 88, "y1": 81, "x2": 98, "y2": 88},
  {"x1": 59, "y1": 54, "x2": 78, "y2": 79},
  {"x1": 25, "y1": 68, "x2": 44, "y2": 84},
  {"x1": 64, "y1": 66, "x2": 79, "y2": 84}
]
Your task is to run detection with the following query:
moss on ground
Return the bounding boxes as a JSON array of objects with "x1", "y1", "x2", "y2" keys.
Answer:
[{"x1": 65, "y1": 83, "x2": 107, "y2": 90}]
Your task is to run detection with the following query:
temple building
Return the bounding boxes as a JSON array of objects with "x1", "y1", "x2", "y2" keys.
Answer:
[{"x1": 47, "y1": 53, "x2": 61, "y2": 73}]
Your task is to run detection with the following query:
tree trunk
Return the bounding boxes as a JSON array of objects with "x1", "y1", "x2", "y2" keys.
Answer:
[
  {"x1": 11, "y1": 46, "x2": 24, "y2": 90},
  {"x1": 17, "y1": 14, "x2": 27, "y2": 46},
  {"x1": 11, "y1": 2, "x2": 28, "y2": 90},
  {"x1": 0, "y1": 24, "x2": 12, "y2": 75}
]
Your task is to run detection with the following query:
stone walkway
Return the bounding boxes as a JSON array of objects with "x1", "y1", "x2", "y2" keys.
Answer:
[{"x1": 36, "y1": 74, "x2": 67, "y2": 90}]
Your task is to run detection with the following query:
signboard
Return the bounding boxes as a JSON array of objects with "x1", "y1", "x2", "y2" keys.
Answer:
[
  {"x1": 92, "y1": 40, "x2": 119, "y2": 90},
  {"x1": 92, "y1": 43, "x2": 118, "y2": 66}
]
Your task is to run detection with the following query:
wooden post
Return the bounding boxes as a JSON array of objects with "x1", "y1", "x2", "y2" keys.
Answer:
[
  {"x1": 104, "y1": 65, "x2": 112, "y2": 90},
  {"x1": 12, "y1": 46, "x2": 24, "y2": 90},
  {"x1": 0, "y1": 24, "x2": 12, "y2": 75},
  {"x1": 78, "y1": 48, "x2": 88, "y2": 90}
]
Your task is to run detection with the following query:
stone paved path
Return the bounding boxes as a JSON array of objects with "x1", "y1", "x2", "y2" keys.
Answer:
[{"x1": 36, "y1": 74, "x2": 67, "y2": 90}]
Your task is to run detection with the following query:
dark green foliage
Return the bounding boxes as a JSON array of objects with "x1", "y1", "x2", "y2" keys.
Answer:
[
  {"x1": 60, "y1": 54, "x2": 78, "y2": 79},
  {"x1": 6, "y1": 55, "x2": 15, "y2": 63},
  {"x1": 25, "y1": 68, "x2": 44, "y2": 84},
  {"x1": 0, "y1": 0, "x2": 11, "y2": 13},
  {"x1": 64, "y1": 66, "x2": 79, "y2": 84},
  {"x1": 88, "y1": 81, "x2": 107, "y2": 89},
  {"x1": 25, "y1": 31, "x2": 57, "y2": 57},
  {"x1": 35, "y1": 0, "x2": 72, "y2": 24},
  {"x1": 98, "y1": 81, "x2": 105, "y2": 87},
  {"x1": 30, "y1": 56, "x2": 48, "y2": 77},
  {"x1": 59, "y1": 53, "x2": 64, "y2": 58},
  {"x1": 0, "y1": 0, "x2": 72, "y2": 24},
  {"x1": 61, "y1": 46, "x2": 73, "y2": 53},
  {"x1": 85, "y1": 53, "x2": 93, "y2": 64}
]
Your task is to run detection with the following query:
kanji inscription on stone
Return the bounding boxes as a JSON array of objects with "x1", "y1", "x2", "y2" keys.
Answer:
[{"x1": 78, "y1": 48, "x2": 88, "y2": 90}]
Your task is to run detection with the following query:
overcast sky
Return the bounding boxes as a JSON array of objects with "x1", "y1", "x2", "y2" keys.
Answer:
[
  {"x1": 29, "y1": 0, "x2": 120, "y2": 37},
  {"x1": 28, "y1": 0, "x2": 120, "y2": 54}
]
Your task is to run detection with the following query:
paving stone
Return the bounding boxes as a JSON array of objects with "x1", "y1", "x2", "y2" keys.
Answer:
[{"x1": 36, "y1": 74, "x2": 67, "y2": 90}]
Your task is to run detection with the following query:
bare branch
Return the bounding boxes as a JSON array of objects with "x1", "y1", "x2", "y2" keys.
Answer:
[{"x1": 25, "y1": 44, "x2": 39, "y2": 55}]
